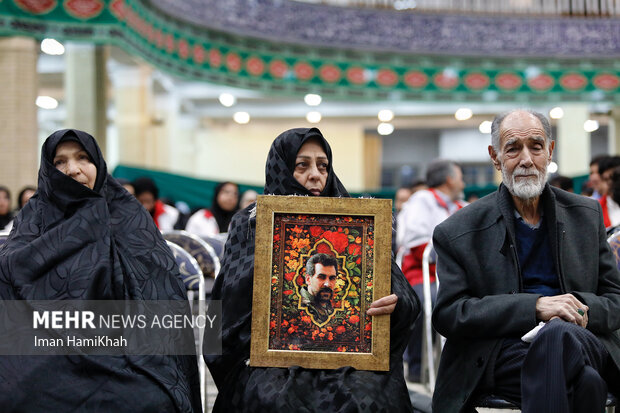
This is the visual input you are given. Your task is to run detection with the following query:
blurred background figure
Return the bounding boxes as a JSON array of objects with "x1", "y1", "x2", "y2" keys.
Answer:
[
  {"x1": 132, "y1": 177, "x2": 180, "y2": 230},
  {"x1": 16, "y1": 186, "x2": 36, "y2": 210},
  {"x1": 0, "y1": 186, "x2": 13, "y2": 231},
  {"x1": 589, "y1": 155, "x2": 606, "y2": 200},
  {"x1": 239, "y1": 189, "x2": 258, "y2": 209},
  {"x1": 395, "y1": 186, "x2": 413, "y2": 213},
  {"x1": 549, "y1": 175, "x2": 574, "y2": 192},
  {"x1": 597, "y1": 156, "x2": 620, "y2": 229},
  {"x1": 396, "y1": 158, "x2": 465, "y2": 383},
  {"x1": 580, "y1": 181, "x2": 594, "y2": 197},
  {"x1": 410, "y1": 179, "x2": 428, "y2": 195},
  {"x1": 116, "y1": 178, "x2": 135, "y2": 196},
  {"x1": 185, "y1": 181, "x2": 240, "y2": 237}
]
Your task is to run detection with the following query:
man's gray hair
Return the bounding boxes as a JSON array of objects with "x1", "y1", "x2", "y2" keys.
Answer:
[
  {"x1": 490, "y1": 109, "x2": 552, "y2": 153},
  {"x1": 306, "y1": 253, "x2": 338, "y2": 276},
  {"x1": 426, "y1": 159, "x2": 459, "y2": 188}
]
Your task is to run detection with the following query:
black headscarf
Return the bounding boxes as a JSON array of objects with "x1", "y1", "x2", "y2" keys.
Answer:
[
  {"x1": 264, "y1": 127, "x2": 348, "y2": 197},
  {"x1": 205, "y1": 127, "x2": 418, "y2": 412},
  {"x1": 211, "y1": 181, "x2": 240, "y2": 233},
  {"x1": 0, "y1": 186, "x2": 12, "y2": 230},
  {"x1": 0, "y1": 129, "x2": 201, "y2": 412}
]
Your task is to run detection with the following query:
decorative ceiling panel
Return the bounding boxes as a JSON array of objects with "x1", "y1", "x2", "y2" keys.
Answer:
[{"x1": 0, "y1": 0, "x2": 618, "y2": 103}]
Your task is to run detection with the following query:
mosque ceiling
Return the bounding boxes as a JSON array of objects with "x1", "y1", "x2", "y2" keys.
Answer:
[{"x1": 0, "y1": 0, "x2": 618, "y2": 103}]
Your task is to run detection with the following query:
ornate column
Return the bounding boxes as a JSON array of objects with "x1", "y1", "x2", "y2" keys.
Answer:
[{"x1": 0, "y1": 37, "x2": 38, "y2": 204}]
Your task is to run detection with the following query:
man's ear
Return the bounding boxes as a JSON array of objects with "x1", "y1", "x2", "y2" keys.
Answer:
[
  {"x1": 548, "y1": 140, "x2": 555, "y2": 161},
  {"x1": 488, "y1": 145, "x2": 501, "y2": 171}
]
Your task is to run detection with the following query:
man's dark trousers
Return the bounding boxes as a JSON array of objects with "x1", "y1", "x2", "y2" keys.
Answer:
[{"x1": 488, "y1": 319, "x2": 609, "y2": 412}]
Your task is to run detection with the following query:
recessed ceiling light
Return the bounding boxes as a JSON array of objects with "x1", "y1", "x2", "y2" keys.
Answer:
[
  {"x1": 455, "y1": 108, "x2": 473, "y2": 121},
  {"x1": 218, "y1": 93, "x2": 236, "y2": 107},
  {"x1": 549, "y1": 107, "x2": 564, "y2": 119},
  {"x1": 304, "y1": 93, "x2": 322, "y2": 106},
  {"x1": 36, "y1": 96, "x2": 58, "y2": 109},
  {"x1": 41, "y1": 38, "x2": 65, "y2": 55},
  {"x1": 377, "y1": 123, "x2": 394, "y2": 136},
  {"x1": 478, "y1": 120, "x2": 492, "y2": 134},
  {"x1": 378, "y1": 109, "x2": 394, "y2": 122},
  {"x1": 306, "y1": 111, "x2": 321, "y2": 123},
  {"x1": 233, "y1": 111, "x2": 250, "y2": 124},
  {"x1": 584, "y1": 120, "x2": 599, "y2": 132}
]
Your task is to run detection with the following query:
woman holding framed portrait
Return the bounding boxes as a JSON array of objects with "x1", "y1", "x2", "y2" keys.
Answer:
[{"x1": 205, "y1": 127, "x2": 420, "y2": 412}]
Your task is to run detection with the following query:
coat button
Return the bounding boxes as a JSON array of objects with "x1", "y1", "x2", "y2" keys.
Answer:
[{"x1": 476, "y1": 357, "x2": 484, "y2": 367}]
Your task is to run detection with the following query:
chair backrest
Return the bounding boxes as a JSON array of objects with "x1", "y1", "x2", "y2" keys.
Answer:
[
  {"x1": 607, "y1": 231, "x2": 620, "y2": 271},
  {"x1": 166, "y1": 240, "x2": 203, "y2": 291},
  {"x1": 162, "y1": 230, "x2": 221, "y2": 278},
  {"x1": 201, "y1": 235, "x2": 226, "y2": 260},
  {"x1": 0, "y1": 230, "x2": 9, "y2": 250}
]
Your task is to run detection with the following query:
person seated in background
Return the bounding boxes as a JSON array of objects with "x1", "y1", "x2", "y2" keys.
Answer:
[
  {"x1": 16, "y1": 186, "x2": 36, "y2": 210},
  {"x1": 185, "y1": 181, "x2": 239, "y2": 237},
  {"x1": 0, "y1": 186, "x2": 13, "y2": 231},
  {"x1": 116, "y1": 178, "x2": 135, "y2": 196},
  {"x1": 432, "y1": 109, "x2": 620, "y2": 413},
  {"x1": 597, "y1": 156, "x2": 620, "y2": 228},
  {"x1": 239, "y1": 188, "x2": 258, "y2": 209},
  {"x1": 132, "y1": 177, "x2": 180, "y2": 231},
  {"x1": 396, "y1": 158, "x2": 465, "y2": 382},
  {"x1": 549, "y1": 175, "x2": 573, "y2": 192},
  {"x1": 0, "y1": 129, "x2": 201, "y2": 412},
  {"x1": 409, "y1": 179, "x2": 428, "y2": 195},
  {"x1": 589, "y1": 154, "x2": 607, "y2": 200}
]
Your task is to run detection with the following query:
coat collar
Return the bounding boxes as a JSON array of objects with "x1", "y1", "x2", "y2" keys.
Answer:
[{"x1": 495, "y1": 183, "x2": 563, "y2": 248}]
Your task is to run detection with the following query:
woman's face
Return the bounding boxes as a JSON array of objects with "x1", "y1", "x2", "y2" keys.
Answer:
[
  {"x1": 293, "y1": 139, "x2": 328, "y2": 196},
  {"x1": 52, "y1": 141, "x2": 97, "y2": 190},
  {"x1": 217, "y1": 183, "x2": 239, "y2": 212},
  {"x1": 0, "y1": 190, "x2": 10, "y2": 215}
]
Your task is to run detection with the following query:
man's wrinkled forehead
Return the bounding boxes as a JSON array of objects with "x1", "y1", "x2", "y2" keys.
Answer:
[{"x1": 499, "y1": 112, "x2": 546, "y2": 148}]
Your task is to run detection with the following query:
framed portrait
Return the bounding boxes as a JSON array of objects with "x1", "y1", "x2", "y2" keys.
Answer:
[{"x1": 250, "y1": 195, "x2": 392, "y2": 371}]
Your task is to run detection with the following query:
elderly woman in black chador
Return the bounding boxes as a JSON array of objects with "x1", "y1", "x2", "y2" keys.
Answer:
[
  {"x1": 0, "y1": 129, "x2": 201, "y2": 412},
  {"x1": 205, "y1": 127, "x2": 420, "y2": 412}
]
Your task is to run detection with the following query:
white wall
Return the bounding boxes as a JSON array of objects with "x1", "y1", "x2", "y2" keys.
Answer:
[{"x1": 169, "y1": 118, "x2": 367, "y2": 192}]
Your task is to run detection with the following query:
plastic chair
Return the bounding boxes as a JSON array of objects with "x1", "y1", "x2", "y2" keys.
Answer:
[
  {"x1": 165, "y1": 240, "x2": 207, "y2": 410},
  {"x1": 162, "y1": 230, "x2": 221, "y2": 301},
  {"x1": 201, "y1": 234, "x2": 226, "y2": 260},
  {"x1": 607, "y1": 231, "x2": 620, "y2": 271},
  {"x1": 421, "y1": 241, "x2": 442, "y2": 391},
  {"x1": 0, "y1": 230, "x2": 9, "y2": 249}
]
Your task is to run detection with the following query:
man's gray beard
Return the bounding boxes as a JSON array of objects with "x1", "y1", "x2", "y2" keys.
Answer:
[{"x1": 501, "y1": 164, "x2": 547, "y2": 200}]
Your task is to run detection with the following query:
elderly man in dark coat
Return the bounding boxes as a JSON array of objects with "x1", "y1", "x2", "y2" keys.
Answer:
[{"x1": 432, "y1": 109, "x2": 620, "y2": 412}]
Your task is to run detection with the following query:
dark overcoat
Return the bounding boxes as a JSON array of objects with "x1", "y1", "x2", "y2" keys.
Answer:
[{"x1": 431, "y1": 183, "x2": 620, "y2": 413}]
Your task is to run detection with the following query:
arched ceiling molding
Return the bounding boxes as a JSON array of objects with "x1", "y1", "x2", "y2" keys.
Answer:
[
  {"x1": 148, "y1": 0, "x2": 620, "y2": 59},
  {"x1": 0, "y1": 0, "x2": 618, "y2": 103}
]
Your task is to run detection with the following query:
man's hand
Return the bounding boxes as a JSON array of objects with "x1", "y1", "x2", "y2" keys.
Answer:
[
  {"x1": 536, "y1": 294, "x2": 588, "y2": 327},
  {"x1": 367, "y1": 294, "x2": 398, "y2": 316}
]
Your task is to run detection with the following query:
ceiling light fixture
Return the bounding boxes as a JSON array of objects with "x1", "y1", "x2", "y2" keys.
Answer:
[
  {"x1": 304, "y1": 93, "x2": 322, "y2": 106},
  {"x1": 377, "y1": 123, "x2": 394, "y2": 136},
  {"x1": 455, "y1": 108, "x2": 473, "y2": 121},
  {"x1": 41, "y1": 38, "x2": 65, "y2": 55},
  {"x1": 36, "y1": 96, "x2": 58, "y2": 110},
  {"x1": 378, "y1": 109, "x2": 394, "y2": 122},
  {"x1": 233, "y1": 111, "x2": 250, "y2": 124},
  {"x1": 218, "y1": 93, "x2": 236, "y2": 107},
  {"x1": 306, "y1": 111, "x2": 322, "y2": 124}
]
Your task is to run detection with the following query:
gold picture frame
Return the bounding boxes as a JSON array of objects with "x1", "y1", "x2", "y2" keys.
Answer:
[{"x1": 250, "y1": 195, "x2": 392, "y2": 371}]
